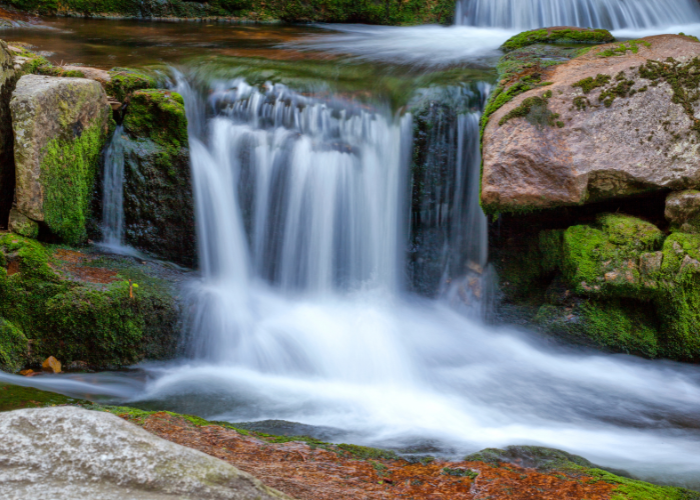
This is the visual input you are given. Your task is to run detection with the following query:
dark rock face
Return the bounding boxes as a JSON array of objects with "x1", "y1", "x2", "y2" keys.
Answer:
[
  {"x1": 121, "y1": 90, "x2": 196, "y2": 268},
  {"x1": 0, "y1": 40, "x2": 17, "y2": 229}
]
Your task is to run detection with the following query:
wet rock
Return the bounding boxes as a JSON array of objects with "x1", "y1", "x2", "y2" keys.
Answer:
[
  {"x1": 7, "y1": 208, "x2": 38, "y2": 238},
  {"x1": 41, "y1": 355, "x2": 61, "y2": 373},
  {"x1": 120, "y1": 89, "x2": 195, "y2": 267},
  {"x1": 482, "y1": 35, "x2": 700, "y2": 212},
  {"x1": 18, "y1": 369, "x2": 34, "y2": 376},
  {"x1": 665, "y1": 190, "x2": 700, "y2": 233},
  {"x1": 501, "y1": 27, "x2": 614, "y2": 52},
  {"x1": 0, "y1": 406, "x2": 295, "y2": 499},
  {"x1": 10, "y1": 74, "x2": 111, "y2": 244},
  {"x1": 0, "y1": 40, "x2": 17, "y2": 226}
]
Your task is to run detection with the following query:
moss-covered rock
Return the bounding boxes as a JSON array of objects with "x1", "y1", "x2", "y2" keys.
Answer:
[
  {"x1": 665, "y1": 190, "x2": 700, "y2": 234},
  {"x1": 118, "y1": 89, "x2": 195, "y2": 267},
  {"x1": 0, "y1": 233, "x2": 181, "y2": 370},
  {"x1": 10, "y1": 74, "x2": 112, "y2": 245},
  {"x1": 501, "y1": 27, "x2": 615, "y2": 53},
  {"x1": 105, "y1": 68, "x2": 157, "y2": 103},
  {"x1": 0, "y1": 319, "x2": 28, "y2": 373}
]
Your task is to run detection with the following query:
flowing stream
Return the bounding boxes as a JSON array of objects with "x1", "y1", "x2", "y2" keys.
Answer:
[{"x1": 2, "y1": 0, "x2": 700, "y2": 489}]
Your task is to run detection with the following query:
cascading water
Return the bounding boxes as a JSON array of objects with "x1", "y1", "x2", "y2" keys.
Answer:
[
  {"x1": 456, "y1": 0, "x2": 700, "y2": 30},
  {"x1": 101, "y1": 125, "x2": 127, "y2": 248}
]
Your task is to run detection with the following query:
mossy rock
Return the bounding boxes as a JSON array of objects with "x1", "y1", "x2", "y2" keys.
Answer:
[
  {"x1": 562, "y1": 213, "x2": 664, "y2": 297},
  {"x1": 105, "y1": 68, "x2": 157, "y2": 102},
  {"x1": 0, "y1": 319, "x2": 28, "y2": 373},
  {"x1": 502, "y1": 27, "x2": 615, "y2": 53},
  {"x1": 119, "y1": 90, "x2": 195, "y2": 267},
  {"x1": 0, "y1": 384, "x2": 87, "y2": 411},
  {"x1": 535, "y1": 299, "x2": 661, "y2": 358},
  {"x1": 0, "y1": 234, "x2": 181, "y2": 370}
]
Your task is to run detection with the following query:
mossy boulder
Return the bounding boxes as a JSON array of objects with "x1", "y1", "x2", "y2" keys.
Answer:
[
  {"x1": 0, "y1": 319, "x2": 28, "y2": 373},
  {"x1": 501, "y1": 27, "x2": 615, "y2": 53},
  {"x1": 0, "y1": 233, "x2": 181, "y2": 370},
  {"x1": 105, "y1": 68, "x2": 157, "y2": 103},
  {"x1": 118, "y1": 89, "x2": 195, "y2": 267},
  {"x1": 0, "y1": 40, "x2": 18, "y2": 228},
  {"x1": 482, "y1": 35, "x2": 700, "y2": 214},
  {"x1": 10, "y1": 74, "x2": 112, "y2": 245}
]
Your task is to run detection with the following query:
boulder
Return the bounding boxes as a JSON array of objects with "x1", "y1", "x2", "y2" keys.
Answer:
[
  {"x1": 482, "y1": 35, "x2": 700, "y2": 213},
  {"x1": 665, "y1": 190, "x2": 700, "y2": 233},
  {"x1": 11, "y1": 74, "x2": 111, "y2": 244},
  {"x1": 0, "y1": 406, "x2": 295, "y2": 499},
  {"x1": 119, "y1": 89, "x2": 196, "y2": 267},
  {"x1": 0, "y1": 40, "x2": 17, "y2": 228},
  {"x1": 7, "y1": 207, "x2": 37, "y2": 238},
  {"x1": 41, "y1": 355, "x2": 61, "y2": 373}
]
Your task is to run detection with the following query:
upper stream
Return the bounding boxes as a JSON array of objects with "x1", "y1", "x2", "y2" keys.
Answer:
[{"x1": 3, "y1": 0, "x2": 700, "y2": 488}]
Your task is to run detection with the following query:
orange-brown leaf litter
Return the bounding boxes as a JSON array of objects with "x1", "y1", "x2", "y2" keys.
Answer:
[
  {"x1": 51, "y1": 248, "x2": 118, "y2": 284},
  {"x1": 121, "y1": 412, "x2": 617, "y2": 500}
]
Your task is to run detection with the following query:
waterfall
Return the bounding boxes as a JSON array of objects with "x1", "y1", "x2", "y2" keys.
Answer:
[
  {"x1": 101, "y1": 125, "x2": 127, "y2": 248},
  {"x1": 455, "y1": 0, "x2": 700, "y2": 29},
  {"x1": 175, "y1": 77, "x2": 412, "y2": 363}
]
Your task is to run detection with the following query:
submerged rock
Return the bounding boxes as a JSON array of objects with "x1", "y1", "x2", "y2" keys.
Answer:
[
  {"x1": 482, "y1": 35, "x2": 700, "y2": 213},
  {"x1": 11, "y1": 74, "x2": 112, "y2": 244},
  {"x1": 0, "y1": 406, "x2": 294, "y2": 499}
]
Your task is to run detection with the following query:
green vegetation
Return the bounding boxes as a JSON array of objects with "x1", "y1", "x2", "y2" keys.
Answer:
[
  {"x1": 0, "y1": 320, "x2": 28, "y2": 373},
  {"x1": 4, "y1": 0, "x2": 456, "y2": 24},
  {"x1": 501, "y1": 28, "x2": 614, "y2": 53},
  {"x1": 124, "y1": 90, "x2": 187, "y2": 149},
  {"x1": 442, "y1": 467, "x2": 478, "y2": 479},
  {"x1": 498, "y1": 90, "x2": 561, "y2": 128},
  {"x1": 0, "y1": 384, "x2": 88, "y2": 411},
  {"x1": 572, "y1": 73, "x2": 611, "y2": 94},
  {"x1": 105, "y1": 68, "x2": 157, "y2": 102},
  {"x1": 0, "y1": 234, "x2": 180, "y2": 369},
  {"x1": 597, "y1": 40, "x2": 651, "y2": 57},
  {"x1": 41, "y1": 121, "x2": 106, "y2": 245}
]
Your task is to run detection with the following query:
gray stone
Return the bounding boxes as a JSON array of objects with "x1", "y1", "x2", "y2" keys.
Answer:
[
  {"x1": 7, "y1": 207, "x2": 38, "y2": 238},
  {"x1": 0, "y1": 406, "x2": 296, "y2": 500},
  {"x1": 482, "y1": 35, "x2": 700, "y2": 212},
  {"x1": 665, "y1": 190, "x2": 700, "y2": 233},
  {"x1": 640, "y1": 252, "x2": 663, "y2": 275},
  {"x1": 10, "y1": 74, "x2": 111, "y2": 244}
]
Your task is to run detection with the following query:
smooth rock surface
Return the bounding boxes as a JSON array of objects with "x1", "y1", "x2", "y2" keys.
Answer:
[
  {"x1": 0, "y1": 406, "x2": 296, "y2": 500},
  {"x1": 482, "y1": 35, "x2": 700, "y2": 212},
  {"x1": 665, "y1": 190, "x2": 700, "y2": 233},
  {"x1": 11, "y1": 74, "x2": 111, "y2": 243}
]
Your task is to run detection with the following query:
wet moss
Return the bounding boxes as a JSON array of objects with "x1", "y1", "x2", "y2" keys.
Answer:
[
  {"x1": 0, "y1": 319, "x2": 28, "y2": 373},
  {"x1": 498, "y1": 91, "x2": 561, "y2": 128},
  {"x1": 0, "y1": 235, "x2": 180, "y2": 370},
  {"x1": 0, "y1": 384, "x2": 87, "y2": 412},
  {"x1": 596, "y1": 40, "x2": 651, "y2": 58},
  {"x1": 124, "y1": 90, "x2": 187, "y2": 148},
  {"x1": 105, "y1": 68, "x2": 157, "y2": 102},
  {"x1": 502, "y1": 28, "x2": 614, "y2": 53},
  {"x1": 41, "y1": 121, "x2": 106, "y2": 245},
  {"x1": 572, "y1": 74, "x2": 612, "y2": 94}
]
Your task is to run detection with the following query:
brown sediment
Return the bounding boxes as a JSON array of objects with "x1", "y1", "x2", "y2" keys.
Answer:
[
  {"x1": 122, "y1": 412, "x2": 617, "y2": 500},
  {"x1": 51, "y1": 248, "x2": 119, "y2": 284}
]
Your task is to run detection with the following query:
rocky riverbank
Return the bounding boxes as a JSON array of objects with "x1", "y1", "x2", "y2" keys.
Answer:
[{"x1": 1, "y1": 384, "x2": 697, "y2": 499}]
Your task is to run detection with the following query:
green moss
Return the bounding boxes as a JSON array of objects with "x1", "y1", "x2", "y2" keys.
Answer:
[
  {"x1": 597, "y1": 40, "x2": 651, "y2": 58},
  {"x1": 501, "y1": 28, "x2": 614, "y2": 53},
  {"x1": 442, "y1": 467, "x2": 478, "y2": 479},
  {"x1": 561, "y1": 213, "x2": 663, "y2": 296},
  {"x1": 0, "y1": 319, "x2": 28, "y2": 373},
  {"x1": 0, "y1": 235, "x2": 179, "y2": 370},
  {"x1": 105, "y1": 68, "x2": 157, "y2": 102},
  {"x1": 498, "y1": 92, "x2": 561, "y2": 128},
  {"x1": 0, "y1": 384, "x2": 87, "y2": 412},
  {"x1": 572, "y1": 74, "x2": 612, "y2": 94},
  {"x1": 572, "y1": 467, "x2": 700, "y2": 500},
  {"x1": 536, "y1": 299, "x2": 660, "y2": 357},
  {"x1": 679, "y1": 32, "x2": 700, "y2": 43},
  {"x1": 638, "y1": 57, "x2": 700, "y2": 137},
  {"x1": 336, "y1": 443, "x2": 399, "y2": 460},
  {"x1": 41, "y1": 121, "x2": 106, "y2": 245},
  {"x1": 124, "y1": 90, "x2": 187, "y2": 149}
]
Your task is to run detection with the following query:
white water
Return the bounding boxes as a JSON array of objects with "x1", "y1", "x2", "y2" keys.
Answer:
[
  {"x1": 456, "y1": 0, "x2": 700, "y2": 30},
  {"x1": 295, "y1": 0, "x2": 700, "y2": 67}
]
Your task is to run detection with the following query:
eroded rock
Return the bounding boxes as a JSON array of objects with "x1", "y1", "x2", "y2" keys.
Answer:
[
  {"x1": 0, "y1": 406, "x2": 295, "y2": 499},
  {"x1": 11, "y1": 74, "x2": 111, "y2": 244},
  {"x1": 482, "y1": 35, "x2": 700, "y2": 212}
]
